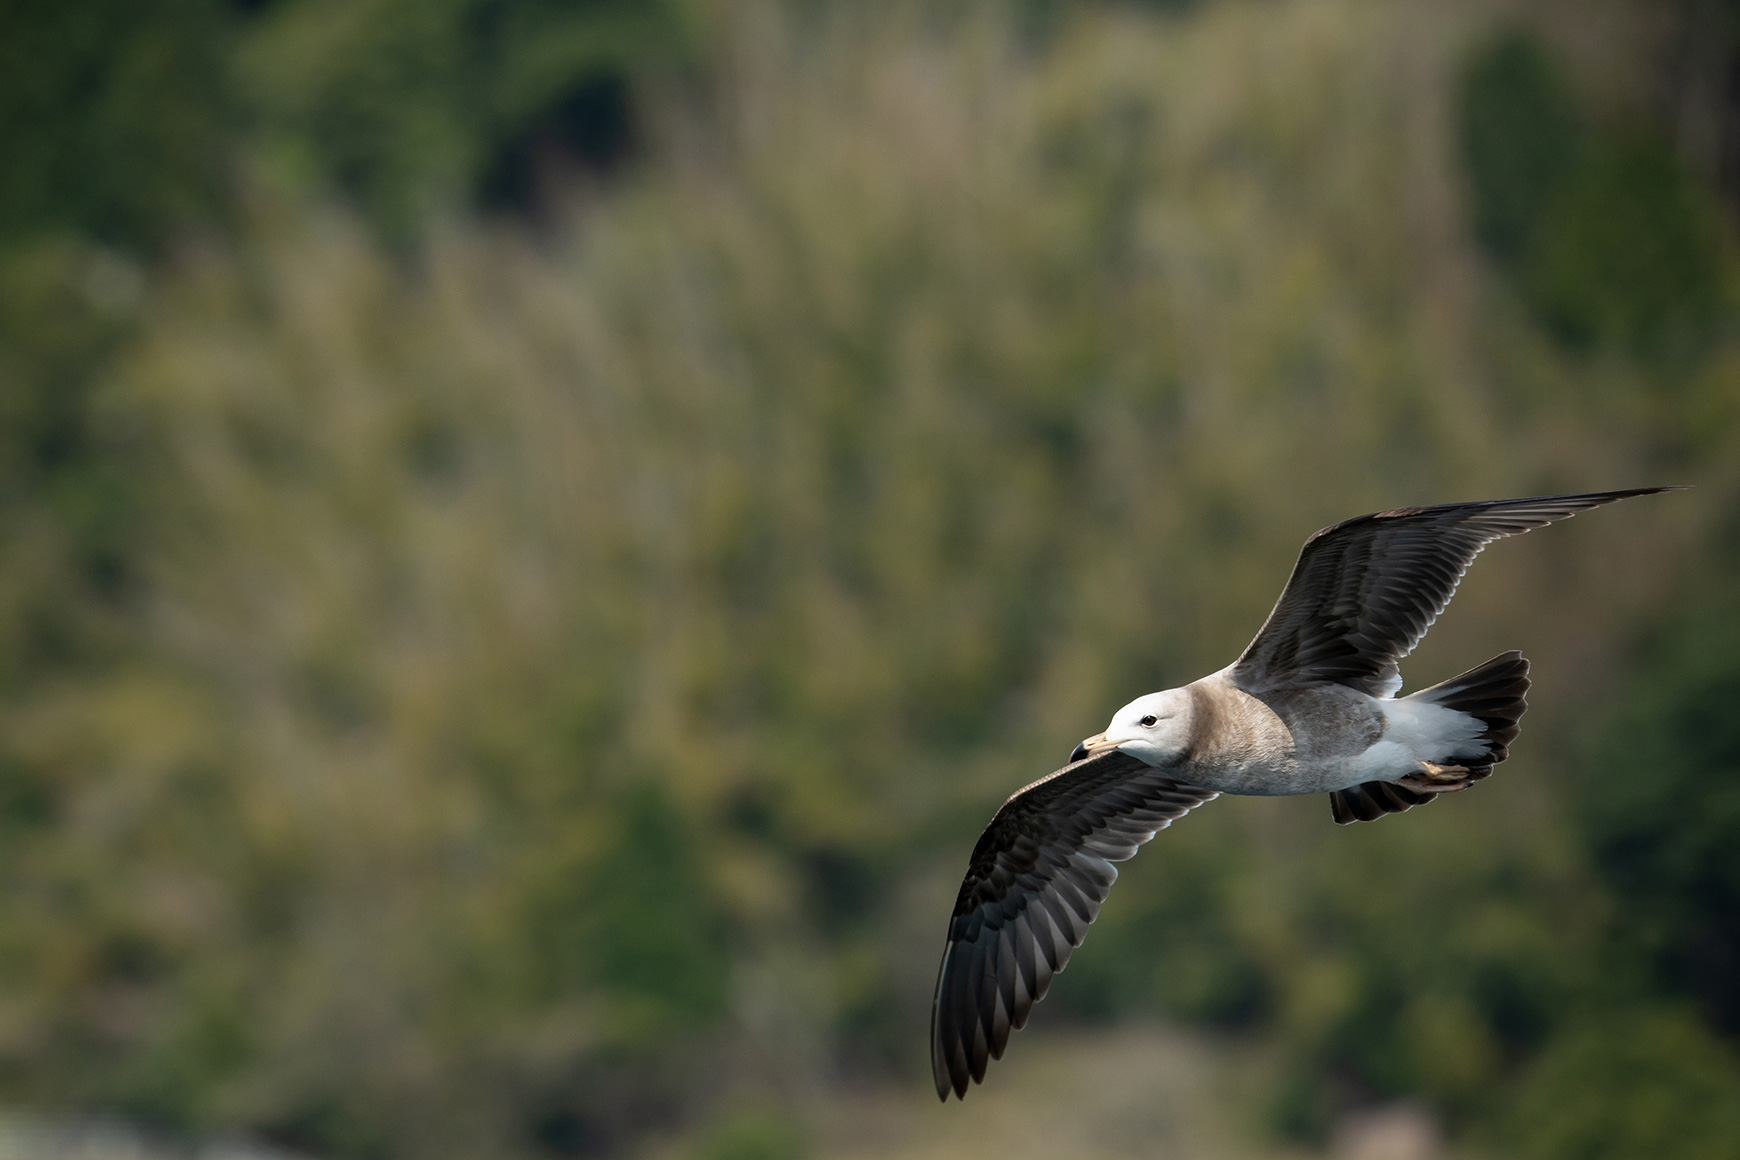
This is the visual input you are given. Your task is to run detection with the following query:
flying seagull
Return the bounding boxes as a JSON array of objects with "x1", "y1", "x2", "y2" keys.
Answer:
[{"x1": 931, "y1": 488, "x2": 1676, "y2": 1101}]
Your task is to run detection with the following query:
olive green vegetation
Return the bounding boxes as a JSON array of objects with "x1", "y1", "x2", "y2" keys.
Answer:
[
  {"x1": 0, "y1": 0, "x2": 234, "y2": 251},
  {"x1": 1458, "y1": 29, "x2": 1723, "y2": 359},
  {"x1": 1581, "y1": 603, "x2": 1740, "y2": 1041},
  {"x1": 242, "y1": 0, "x2": 690, "y2": 238},
  {"x1": 0, "y1": 1, "x2": 1738, "y2": 1158},
  {"x1": 0, "y1": 0, "x2": 686, "y2": 251},
  {"x1": 696, "y1": 1108, "x2": 807, "y2": 1160},
  {"x1": 1510, "y1": 1010, "x2": 1740, "y2": 1160}
]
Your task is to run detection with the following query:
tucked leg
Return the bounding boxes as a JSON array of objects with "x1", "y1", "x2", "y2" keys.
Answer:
[{"x1": 1396, "y1": 760, "x2": 1479, "y2": 794}]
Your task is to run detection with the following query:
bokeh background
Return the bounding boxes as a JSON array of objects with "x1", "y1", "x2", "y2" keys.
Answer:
[{"x1": 1, "y1": 0, "x2": 1738, "y2": 1157}]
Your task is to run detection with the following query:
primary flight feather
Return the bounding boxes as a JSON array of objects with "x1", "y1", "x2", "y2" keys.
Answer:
[{"x1": 931, "y1": 488, "x2": 1677, "y2": 1101}]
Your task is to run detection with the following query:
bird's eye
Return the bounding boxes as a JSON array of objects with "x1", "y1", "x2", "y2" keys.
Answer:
[{"x1": 1139, "y1": 714, "x2": 1158, "y2": 727}]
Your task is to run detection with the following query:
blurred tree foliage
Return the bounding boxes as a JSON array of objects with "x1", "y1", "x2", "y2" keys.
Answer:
[
  {"x1": 0, "y1": 0, "x2": 687, "y2": 252},
  {"x1": 1580, "y1": 600, "x2": 1740, "y2": 1036},
  {"x1": 1510, "y1": 1010, "x2": 1740, "y2": 1160},
  {"x1": 0, "y1": 3, "x2": 1735, "y2": 1160},
  {"x1": 0, "y1": 0, "x2": 235, "y2": 252},
  {"x1": 1458, "y1": 29, "x2": 1725, "y2": 359},
  {"x1": 694, "y1": 1107, "x2": 807, "y2": 1160},
  {"x1": 243, "y1": 0, "x2": 690, "y2": 237},
  {"x1": 1458, "y1": 32, "x2": 1583, "y2": 267}
]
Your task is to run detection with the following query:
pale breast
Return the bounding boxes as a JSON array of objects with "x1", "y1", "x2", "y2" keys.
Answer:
[{"x1": 1176, "y1": 678, "x2": 1297, "y2": 793}]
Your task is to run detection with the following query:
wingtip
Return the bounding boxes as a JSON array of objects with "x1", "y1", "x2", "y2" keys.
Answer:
[
  {"x1": 1550, "y1": 486, "x2": 1687, "y2": 511},
  {"x1": 1556, "y1": 485, "x2": 1686, "y2": 504},
  {"x1": 932, "y1": 1061, "x2": 966, "y2": 1102},
  {"x1": 1606, "y1": 485, "x2": 1687, "y2": 498}
]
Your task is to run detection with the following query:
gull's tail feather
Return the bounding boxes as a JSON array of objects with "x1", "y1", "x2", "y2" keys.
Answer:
[
  {"x1": 1329, "y1": 651, "x2": 1531, "y2": 826},
  {"x1": 1416, "y1": 649, "x2": 1531, "y2": 766},
  {"x1": 1329, "y1": 779, "x2": 1430, "y2": 824}
]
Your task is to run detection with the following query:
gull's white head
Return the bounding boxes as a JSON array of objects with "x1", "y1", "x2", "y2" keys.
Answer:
[{"x1": 1071, "y1": 687, "x2": 1195, "y2": 767}]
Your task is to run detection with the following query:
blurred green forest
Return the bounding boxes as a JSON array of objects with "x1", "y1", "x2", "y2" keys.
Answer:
[{"x1": 1, "y1": 0, "x2": 1739, "y2": 1157}]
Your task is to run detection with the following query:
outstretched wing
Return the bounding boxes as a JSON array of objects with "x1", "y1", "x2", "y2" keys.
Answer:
[
  {"x1": 1228, "y1": 489, "x2": 1674, "y2": 697},
  {"x1": 931, "y1": 750, "x2": 1217, "y2": 1100}
]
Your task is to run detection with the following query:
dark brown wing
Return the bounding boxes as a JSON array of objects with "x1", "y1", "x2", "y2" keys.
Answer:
[
  {"x1": 931, "y1": 750, "x2": 1217, "y2": 1101},
  {"x1": 1228, "y1": 489, "x2": 1676, "y2": 697}
]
